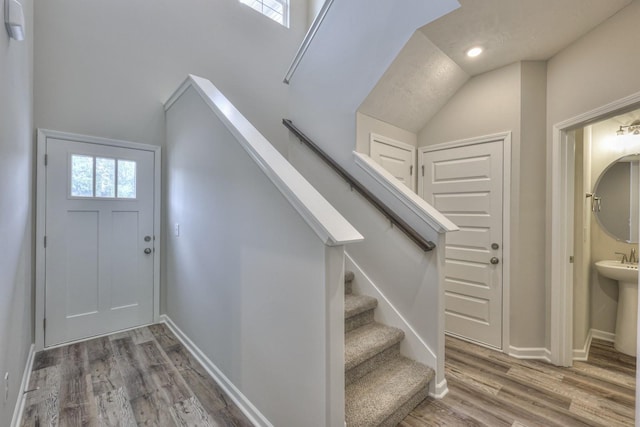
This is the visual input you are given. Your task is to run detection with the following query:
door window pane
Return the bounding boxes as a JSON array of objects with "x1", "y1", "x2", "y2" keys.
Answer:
[
  {"x1": 117, "y1": 160, "x2": 137, "y2": 199},
  {"x1": 71, "y1": 155, "x2": 94, "y2": 197},
  {"x1": 95, "y1": 157, "x2": 116, "y2": 198}
]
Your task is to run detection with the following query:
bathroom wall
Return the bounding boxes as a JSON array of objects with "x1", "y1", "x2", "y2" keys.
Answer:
[
  {"x1": 573, "y1": 129, "x2": 592, "y2": 351},
  {"x1": 356, "y1": 112, "x2": 417, "y2": 155},
  {"x1": 587, "y1": 112, "x2": 640, "y2": 336},
  {"x1": 418, "y1": 61, "x2": 548, "y2": 350},
  {"x1": 545, "y1": 0, "x2": 640, "y2": 351}
]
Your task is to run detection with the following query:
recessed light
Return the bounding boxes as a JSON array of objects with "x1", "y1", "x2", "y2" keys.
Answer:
[{"x1": 466, "y1": 47, "x2": 483, "y2": 58}]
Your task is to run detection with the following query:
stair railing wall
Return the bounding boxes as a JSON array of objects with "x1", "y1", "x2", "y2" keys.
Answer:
[
  {"x1": 283, "y1": 0, "x2": 461, "y2": 396},
  {"x1": 164, "y1": 75, "x2": 362, "y2": 426}
]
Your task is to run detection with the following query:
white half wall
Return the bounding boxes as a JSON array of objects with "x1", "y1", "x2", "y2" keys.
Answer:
[
  {"x1": 165, "y1": 85, "x2": 349, "y2": 426},
  {"x1": 0, "y1": 0, "x2": 34, "y2": 424}
]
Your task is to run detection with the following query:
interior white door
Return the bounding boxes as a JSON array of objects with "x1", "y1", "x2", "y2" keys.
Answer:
[
  {"x1": 45, "y1": 138, "x2": 155, "y2": 347},
  {"x1": 370, "y1": 134, "x2": 416, "y2": 191},
  {"x1": 420, "y1": 140, "x2": 504, "y2": 348}
]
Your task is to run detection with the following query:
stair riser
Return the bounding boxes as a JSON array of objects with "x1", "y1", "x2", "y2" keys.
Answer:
[
  {"x1": 379, "y1": 383, "x2": 430, "y2": 427},
  {"x1": 346, "y1": 343, "x2": 400, "y2": 386},
  {"x1": 345, "y1": 280, "x2": 353, "y2": 295},
  {"x1": 345, "y1": 309, "x2": 374, "y2": 333}
]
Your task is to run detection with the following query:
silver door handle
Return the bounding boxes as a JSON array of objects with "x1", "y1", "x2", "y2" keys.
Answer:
[
  {"x1": 144, "y1": 248, "x2": 152, "y2": 255},
  {"x1": 490, "y1": 257, "x2": 499, "y2": 265}
]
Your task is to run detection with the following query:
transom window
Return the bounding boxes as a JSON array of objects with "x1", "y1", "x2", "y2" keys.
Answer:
[
  {"x1": 239, "y1": 0, "x2": 288, "y2": 27},
  {"x1": 71, "y1": 154, "x2": 137, "y2": 199}
]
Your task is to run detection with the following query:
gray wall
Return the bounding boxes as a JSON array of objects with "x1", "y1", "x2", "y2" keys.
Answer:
[
  {"x1": 34, "y1": 0, "x2": 308, "y2": 153},
  {"x1": 0, "y1": 0, "x2": 34, "y2": 422},
  {"x1": 546, "y1": 1, "x2": 640, "y2": 349},
  {"x1": 165, "y1": 86, "x2": 344, "y2": 426},
  {"x1": 418, "y1": 61, "x2": 548, "y2": 349},
  {"x1": 356, "y1": 112, "x2": 417, "y2": 155}
]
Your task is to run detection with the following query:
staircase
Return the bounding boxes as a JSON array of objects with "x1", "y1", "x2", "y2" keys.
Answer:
[{"x1": 344, "y1": 272, "x2": 434, "y2": 426}]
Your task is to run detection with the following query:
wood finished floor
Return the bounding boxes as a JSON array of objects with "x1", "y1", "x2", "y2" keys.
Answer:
[
  {"x1": 20, "y1": 324, "x2": 253, "y2": 427},
  {"x1": 401, "y1": 336, "x2": 636, "y2": 427},
  {"x1": 20, "y1": 326, "x2": 636, "y2": 427}
]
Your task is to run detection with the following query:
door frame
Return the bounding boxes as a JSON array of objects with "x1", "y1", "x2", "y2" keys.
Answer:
[
  {"x1": 418, "y1": 132, "x2": 512, "y2": 351},
  {"x1": 35, "y1": 129, "x2": 162, "y2": 351},
  {"x1": 370, "y1": 133, "x2": 417, "y2": 191},
  {"x1": 549, "y1": 91, "x2": 640, "y2": 366}
]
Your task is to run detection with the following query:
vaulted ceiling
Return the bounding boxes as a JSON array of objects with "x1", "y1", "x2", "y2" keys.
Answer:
[{"x1": 359, "y1": 0, "x2": 633, "y2": 133}]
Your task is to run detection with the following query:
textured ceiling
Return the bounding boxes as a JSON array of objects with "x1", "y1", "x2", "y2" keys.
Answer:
[
  {"x1": 360, "y1": 0, "x2": 633, "y2": 133},
  {"x1": 420, "y1": 0, "x2": 632, "y2": 76},
  {"x1": 359, "y1": 32, "x2": 469, "y2": 133}
]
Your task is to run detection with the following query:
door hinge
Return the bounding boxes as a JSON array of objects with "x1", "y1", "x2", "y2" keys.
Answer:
[
  {"x1": 410, "y1": 165, "x2": 413, "y2": 175},
  {"x1": 569, "y1": 256, "x2": 574, "y2": 263},
  {"x1": 44, "y1": 236, "x2": 47, "y2": 248},
  {"x1": 44, "y1": 154, "x2": 48, "y2": 166},
  {"x1": 43, "y1": 318, "x2": 46, "y2": 331},
  {"x1": 421, "y1": 165, "x2": 424, "y2": 176}
]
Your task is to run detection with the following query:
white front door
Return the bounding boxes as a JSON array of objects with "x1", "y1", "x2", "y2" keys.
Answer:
[
  {"x1": 44, "y1": 137, "x2": 156, "y2": 347},
  {"x1": 420, "y1": 140, "x2": 504, "y2": 349},
  {"x1": 370, "y1": 134, "x2": 416, "y2": 191}
]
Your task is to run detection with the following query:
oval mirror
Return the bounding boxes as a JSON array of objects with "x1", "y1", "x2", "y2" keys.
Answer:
[{"x1": 593, "y1": 154, "x2": 640, "y2": 243}]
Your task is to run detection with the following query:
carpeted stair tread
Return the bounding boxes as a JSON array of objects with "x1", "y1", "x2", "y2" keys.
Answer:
[
  {"x1": 345, "y1": 323, "x2": 404, "y2": 371},
  {"x1": 345, "y1": 356, "x2": 434, "y2": 427},
  {"x1": 345, "y1": 294, "x2": 378, "y2": 320}
]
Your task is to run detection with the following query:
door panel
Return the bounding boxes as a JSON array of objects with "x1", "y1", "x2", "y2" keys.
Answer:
[
  {"x1": 370, "y1": 135, "x2": 416, "y2": 191},
  {"x1": 45, "y1": 138, "x2": 155, "y2": 347},
  {"x1": 420, "y1": 140, "x2": 503, "y2": 348}
]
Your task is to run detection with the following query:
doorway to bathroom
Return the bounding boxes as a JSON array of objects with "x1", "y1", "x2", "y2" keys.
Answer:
[{"x1": 550, "y1": 93, "x2": 640, "y2": 368}]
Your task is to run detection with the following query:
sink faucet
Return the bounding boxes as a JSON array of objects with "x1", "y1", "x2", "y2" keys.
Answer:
[
  {"x1": 630, "y1": 248, "x2": 637, "y2": 264},
  {"x1": 616, "y1": 252, "x2": 629, "y2": 264}
]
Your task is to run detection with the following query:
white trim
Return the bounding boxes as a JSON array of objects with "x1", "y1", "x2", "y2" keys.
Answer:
[
  {"x1": 430, "y1": 378, "x2": 449, "y2": 399},
  {"x1": 573, "y1": 328, "x2": 617, "y2": 361},
  {"x1": 165, "y1": 75, "x2": 363, "y2": 247},
  {"x1": 572, "y1": 329, "x2": 594, "y2": 361},
  {"x1": 370, "y1": 132, "x2": 416, "y2": 153},
  {"x1": 345, "y1": 252, "x2": 449, "y2": 398},
  {"x1": 345, "y1": 253, "x2": 437, "y2": 364},
  {"x1": 369, "y1": 133, "x2": 417, "y2": 192},
  {"x1": 353, "y1": 152, "x2": 457, "y2": 233},
  {"x1": 35, "y1": 129, "x2": 162, "y2": 351},
  {"x1": 39, "y1": 322, "x2": 156, "y2": 351},
  {"x1": 418, "y1": 131, "x2": 512, "y2": 153},
  {"x1": 508, "y1": 346, "x2": 552, "y2": 362},
  {"x1": 160, "y1": 315, "x2": 272, "y2": 427},
  {"x1": 549, "y1": 90, "x2": 640, "y2": 367},
  {"x1": 10, "y1": 344, "x2": 35, "y2": 427},
  {"x1": 418, "y1": 132, "x2": 512, "y2": 352},
  {"x1": 283, "y1": 0, "x2": 335, "y2": 84},
  {"x1": 591, "y1": 328, "x2": 616, "y2": 342}
]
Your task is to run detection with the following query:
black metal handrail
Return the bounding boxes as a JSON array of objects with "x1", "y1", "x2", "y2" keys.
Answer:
[{"x1": 283, "y1": 119, "x2": 436, "y2": 252}]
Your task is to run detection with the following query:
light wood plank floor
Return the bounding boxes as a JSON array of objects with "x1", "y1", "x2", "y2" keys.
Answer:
[
  {"x1": 21, "y1": 326, "x2": 636, "y2": 426},
  {"x1": 20, "y1": 324, "x2": 253, "y2": 427},
  {"x1": 401, "y1": 336, "x2": 636, "y2": 427}
]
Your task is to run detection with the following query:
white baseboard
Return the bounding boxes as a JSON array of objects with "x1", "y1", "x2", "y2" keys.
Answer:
[
  {"x1": 572, "y1": 329, "x2": 615, "y2": 361},
  {"x1": 573, "y1": 329, "x2": 594, "y2": 361},
  {"x1": 591, "y1": 329, "x2": 615, "y2": 342},
  {"x1": 345, "y1": 253, "x2": 437, "y2": 368},
  {"x1": 430, "y1": 378, "x2": 449, "y2": 399},
  {"x1": 160, "y1": 315, "x2": 272, "y2": 427},
  {"x1": 11, "y1": 344, "x2": 35, "y2": 427},
  {"x1": 508, "y1": 345, "x2": 551, "y2": 362}
]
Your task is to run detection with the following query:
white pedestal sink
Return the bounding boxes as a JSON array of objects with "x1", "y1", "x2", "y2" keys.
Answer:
[{"x1": 595, "y1": 260, "x2": 638, "y2": 356}]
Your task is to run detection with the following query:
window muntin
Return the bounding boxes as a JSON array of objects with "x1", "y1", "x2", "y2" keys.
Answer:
[
  {"x1": 70, "y1": 154, "x2": 137, "y2": 199},
  {"x1": 239, "y1": 0, "x2": 288, "y2": 27}
]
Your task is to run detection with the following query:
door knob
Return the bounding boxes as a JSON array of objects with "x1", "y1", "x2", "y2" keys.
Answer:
[
  {"x1": 491, "y1": 243, "x2": 500, "y2": 250},
  {"x1": 144, "y1": 248, "x2": 152, "y2": 255},
  {"x1": 144, "y1": 235, "x2": 152, "y2": 242},
  {"x1": 490, "y1": 257, "x2": 500, "y2": 265}
]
